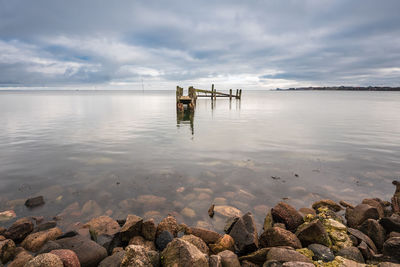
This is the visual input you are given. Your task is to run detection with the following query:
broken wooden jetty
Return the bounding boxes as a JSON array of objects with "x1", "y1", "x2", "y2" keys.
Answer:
[{"x1": 176, "y1": 84, "x2": 242, "y2": 111}]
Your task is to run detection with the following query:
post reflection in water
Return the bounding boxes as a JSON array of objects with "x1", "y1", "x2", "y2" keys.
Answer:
[{"x1": 176, "y1": 108, "x2": 194, "y2": 135}]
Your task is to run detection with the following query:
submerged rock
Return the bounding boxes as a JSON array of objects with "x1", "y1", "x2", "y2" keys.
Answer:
[
  {"x1": 25, "y1": 196, "x2": 45, "y2": 208},
  {"x1": 214, "y1": 205, "x2": 242, "y2": 218}
]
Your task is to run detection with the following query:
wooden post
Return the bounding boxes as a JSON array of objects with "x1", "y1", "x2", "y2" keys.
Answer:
[
  {"x1": 235, "y1": 89, "x2": 238, "y2": 99},
  {"x1": 229, "y1": 89, "x2": 232, "y2": 100},
  {"x1": 211, "y1": 84, "x2": 214, "y2": 100},
  {"x1": 239, "y1": 89, "x2": 242, "y2": 99}
]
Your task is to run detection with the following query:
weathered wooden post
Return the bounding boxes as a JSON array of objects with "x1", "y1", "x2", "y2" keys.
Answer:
[
  {"x1": 229, "y1": 89, "x2": 232, "y2": 100},
  {"x1": 239, "y1": 89, "x2": 242, "y2": 99},
  {"x1": 235, "y1": 89, "x2": 239, "y2": 99},
  {"x1": 211, "y1": 84, "x2": 215, "y2": 100}
]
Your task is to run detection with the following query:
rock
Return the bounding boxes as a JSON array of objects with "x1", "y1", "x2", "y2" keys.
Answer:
[
  {"x1": 0, "y1": 210, "x2": 16, "y2": 222},
  {"x1": 259, "y1": 227, "x2": 301, "y2": 249},
  {"x1": 181, "y1": 234, "x2": 209, "y2": 254},
  {"x1": 383, "y1": 237, "x2": 400, "y2": 262},
  {"x1": 141, "y1": 219, "x2": 156, "y2": 241},
  {"x1": 0, "y1": 239, "x2": 16, "y2": 264},
  {"x1": 378, "y1": 263, "x2": 400, "y2": 267},
  {"x1": 209, "y1": 234, "x2": 235, "y2": 254},
  {"x1": 21, "y1": 227, "x2": 62, "y2": 252},
  {"x1": 25, "y1": 196, "x2": 45, "y2": 208},
  {"x1": 298, "y1": 208, "x2": 316, "y2": 217},
  {"x1": 266, "y1": 247, "x2": 313, "y2": 263},
  {"x1": 4, "y1": 217, "x2": 34, "y2": 242},
  {"x1": 323, "y1": 218, "x2": 352, "y2": 251},
  {"x1": 129, "y1": 236, "x2": 156, "y2": 251},
  {"x1": 308, "y1": 244, "x2": 334, "y2": 262},
  {"x1": 348, "y1": 228, "x2": 377, "y2": 253},
  {"x1": 49, "y1": 249, "x2": 80, "y2": 267},
  {"x1": 24, "y1": 253, "x2": 63, "y2": 267},
  {"x1": 214, "y1": 205, "x2": 242, "y2": 218},
  {"x1": 208, "y1": 204, "x2": 215, "y2": 218},
  {"x1": 120, "y1": 245, "x2": 151, "y2": 267},
  {"x1": 37, "y1": 240, "x2": 62, "y2": 254},
  {"x1": 8, "y1": 248, "x2": 33, "y2": 267},
  {"x1": 224, "y1": 217, "x2": 239, "y2": 234},
  {"x1": 274, "y1": 223, "x2": 286, "y2": 229},
  {"x1": 380, "y1": 214, "x2": 400, "y2": 233},
  {"x1": 120, "y1": 215, "x2": 143, "y2": 242},
  {"x1": 155, "y1": 230, "x2": 173, "y2": 251},
  {"x1": 33, "y1": 221, "x2": 57, "y2": 233},
  {"x1": 84, "y1": 216, "x2": 121, "y2": 236},
  {"x1": 161, "y1": 238, "x2": 208, "y2": 267},
  {"x1": 146, "y1": 250, "x2": 160, "y2": 267},
  {"x1": 239, "y1": 248, "x2": 270, "y2": 265},
  {"x1": 181, "y1": 207, "x2": 196, "y2": 218},
  {"x1": 362, "y1": 199, "x2": 385, "y2": 218},
  {"x1": 295, "y1": 219, "x2": 331, "y2": 247},
  {"x1": 98, "y1": 251, "x2": 125, "y2": 267},
  {"x1": 209, "y1": 255, "x2": 222, "y2": 267},
  {"x1": 337, "y1": 246, "x2": 365, "y2": 263},
  {"x1": 241, "y1": 260, "x2": 259, "y2": 267},
  {"x1": 271, "y1": 202, "x2": 304, "y2": 232},
  {"x1": 185, "y1": 227, "x2": 222, "y2": 244},
  {"x1": 218, "y1": 250, "x2": 240, "y2": 267},
  {"x1": 55, "y1": 235, "x2": 107, "y2": 267},
  {"x1": 334, "y1": 256, "x2": 367, "y2": 267},
  {"x1": 312, "y1": 199, "x2": 342, "y2": 212},
  {"x1": 340, "y1": 200, "x2": 355, "y2": 209},
  {"x1": 357, "y1": 240, "x2": 374, "y2": 261},
  {"x1": 263, "y1": 260, "x2": 283, "y2": 267},
  {"x1": 81, "y1": 200, "x2": 102, "y2": 217},
  {"x1": 137, "y1": 195, "x2": 166, "y2": 210},
  {"x1": 156, "y1": 216, "x2": 178, "y2": 237},
  {"x1": 57, "y1": 231, "x2": 79, "y2": 240},
  {"x1": 229, "y1": 212, "x2": 258, "y2": 255},
  {"x1": 96, "y1": 234, "x2": 114, "y2": 252},
  {"x1": 392, "y1": 181, "x2": 400, "y2": 214},
  {"x1": 389, "y1": 232, "x2": 400, "y2": 238},
  {"x1": 282, "y1": 262, "x2": 314, "y2": 267},
  {"x1": 358, "y1": 219, "x2": 386, "y2": 250},
  {"x1": 345, "y1": 204, "x2": 379, "y2": 228}
]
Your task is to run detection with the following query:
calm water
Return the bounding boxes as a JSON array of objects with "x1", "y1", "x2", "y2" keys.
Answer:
[{"x1": 1, "y1": 90, "x2": 400, "y2": 231}]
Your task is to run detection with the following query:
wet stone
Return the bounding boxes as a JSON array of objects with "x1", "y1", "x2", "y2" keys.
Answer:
[
  {"x1": 0, "y1": 239, "x2": 16, "y2": 264},
  {"x1": 271, "y1": 202, "x2": 304, "y2": 232},
  {"x1": 155, "y1": 230, "x2": 173, "y2": 251},
  {"x1": 33, "y1": 221, "x2": 57, "y2": 233},
  {"x1": 229, "y1": 212, "x2": 258, "y2": 255},
  {"x1": 308, "y1": 243, "x2": 334, "y2": 262},
  {"x1": 25, "y1": 196, "x2": 45, "y2": 208},
  {"x1": 337, "y1": 246, "x2": 365, "y2": 263},
  {"x1": 380, "y1": 214, "x2": 400, "y2": 233},
  {"x1": 345, "y1": 204, "x2": 379, "y2": 228},
  {"x1": 259, "y1": 226, "x2": 302, "y2": 249},
  {"x1": 348, "y1": 227, "x2": 377, "y2": 254},
  {"x1": 295, "y1": 219, "x2": 331, "y2": 247},
  {"x1": 383, "y1": 237, "x2": 400, "y2": 262},
  {"x1": 224, "y1": 216, "x2": 239, "y2": 234},
  {"x1": 4, "y1": 217, "x2": 34, "y2": 243}
]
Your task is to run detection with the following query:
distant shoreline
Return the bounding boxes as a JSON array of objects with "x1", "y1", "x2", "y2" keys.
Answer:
[{"x1": 277, "y1": 86, "x2": 400, "y2": 91}]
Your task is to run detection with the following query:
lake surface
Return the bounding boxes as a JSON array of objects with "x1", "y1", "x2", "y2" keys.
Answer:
[{"x1": 1, "y1": 90, "x2": 400, "y2": 231}]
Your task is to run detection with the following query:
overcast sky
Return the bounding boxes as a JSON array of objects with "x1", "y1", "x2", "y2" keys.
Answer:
[{"x1": 1, "y1": 0, "x2": 400, "y2": 90}]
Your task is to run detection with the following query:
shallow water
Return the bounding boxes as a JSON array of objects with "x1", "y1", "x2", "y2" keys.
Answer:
[{"x1": 1, "y1": 90, "x2": 400, "y2": 231}]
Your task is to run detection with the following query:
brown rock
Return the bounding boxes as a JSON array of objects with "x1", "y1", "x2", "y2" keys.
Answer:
[
  {"x1": 8, "y1": 248, "x2": 33, "y2": 267},
  {"x1": 209, "y1": 254, "x2": 222, "y2": 267},
  {"x1": 49, "y1": 249, "x2": 80, "y2": 267},
  {"x1": 337, "y1": 246, "x2": 365, "y2": 263},
  {"x1": 282, "y1": 262, "x2": 315, "y2": 267},
  {"x1": 185, "y1": 227, "x2": 222, "y2": 244},
  {"x1": 84, "y1": 216, "x2": 120, "y2": 236},
  {"x1": 141, "y1": 219, "x2": 156, "y2": 241},
  {"x1": 345, "y1": 204, "x2": 379, "y2": 228},
  {"x1": 299, "y1": 208, "x2": 316, "y2": 217},
  {"x1": 181, "y1": 234, "x2": 209, "y2": 254},
  {"x1": 392, "y1": 181, "x2": 400, "y2": 214},
  {"x1": 21, "y1": 227, "x2": 62, "y2": 252},
  {"x1": 383, "y1": 237, "x2": 400, "y2": 262},
  {"x1": 312, "y1": 199, "x2": 342, "y2": 212},
  {"x1": 161, "y1": 238, "x2": 208, "y2": 267},
  {"x1": 296, "y1": 219, "x2": 331, "y2": 247},
  {"x1": 241, "y1": 260, "x2": 259, "y2": 267},
  {"x1": 238, "y1": 248, "x2": 270, "y2": 265},
  {"x1": 218, "y1": 250, "x2": 240, "y2": 267},
  {"x1": 209, "y1": 234, "x2": 235, "y2": 254},
  {"x1": 4, "y1": 217, "x2": 34, "y2": 242},
  {"x1": 259, "y1": 227, "x2": 301, "y2": 249},
  {"x1": 0, "y1": 238, "x2": 16, "y2": 264},
  {"x1": 340, "y1": 200, "x2": 355, "y2": 209},
  {"x1": 358, "y1": 219, "x2": 386, "y2": 250},
  {"x1": 156, "y1": 215, "x2": 178, "y2": 237},
  {"x1": 266, "y1": 247, "x2": 313, "y2": 263},
  {"x1": 128, "y1": 236, "x2": 156, "y2": 251},
  {"x1": 98, "y1": 251, "x2": 125, "y2": 267},
  {"x1": 362, "y1": 199, "x2": 385, "y2": 218},
  {"x1": 214, "y1": 205, "x2": 242, "y2": 218},
  {"x1": 25, "y1": 196, "x2": 45, "y2": 208},
  {"x1": 120, "y1": 245, "x2": 152, "y2": 267},
  {"x1": 229, "y1": 212, "x2": 258, "y2": 255},
  {"x1": 25, "y1": 253, "x2": 64, "y2": 267},
  {"x1": 81, "y1": 200, "x2": 103, "y2": 217},
  {"x1": 271, "y1": 202, "x2": 304, "y2": 232},
  {"x1": 348, "y1": 228, "x2": 377, "y2": 253},
  {"x1": 120, "y1": 214, "x2": 143, "y2": 242}
]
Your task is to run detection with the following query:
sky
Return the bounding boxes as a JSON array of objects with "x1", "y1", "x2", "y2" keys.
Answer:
[{"x1": 0, "y1": 0, "x2": 400, "y2": 90}]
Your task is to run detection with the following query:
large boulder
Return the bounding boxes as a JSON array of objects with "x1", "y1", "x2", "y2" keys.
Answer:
[
  {"x1": 0, "y1": 238, "x2": 16, "y2": 264},
  {"x1": 21, "y1": 227, "x2": 62, "y2": 252},
  {"x1": 4, "y1": 217, "x2": 34, "y2": 242},
  {"x1": 345, "y1": 204, "x2": 379, "y2": 228},
  {"x1": 49, "y1": 249, "x2": 80, "y2": 267},
  {"x1": 383, "y1": 237, "x2": 400, "y2": 262},
  {"x1": 161, "y1": 238, "x2": 208, "y2": 267},
  {"x1": 359, "y1": 219, "x2": 386, "y2": 250},
  {"x1": 120, "y1": 215, "x2": 143, "y2": 242},
  {"x1": 120, "y1": 245, "x2": 151, "y2": 267},
  {"x1": 259, "y1": 227, "x2": 301, "y2": 249},
  {"x1": 218, "y1": 250, "x2": 240, "y2": 267},
  {"x1": 312, "y1": 199, "x2": 342, "y2": 212},
  {"x1": 24, "y1": 253, "x2": 64, "y2": 267},
  {"x1": 295, "y1": 219, "x2": 331, "y2": 247},
  {"x1": 84, "y1": 216, "x2": 121, "y2": 236},
  {"x1": 266, "y1": 247, "x2": 313, "y2": 263},
  {"x1": 55, "y1": 235, "x2": 107, "y2": 267},
  {"x1": 271, "y1": 202, "x2": 303, "y2": 232},
  {"x1": 229, "y1": 212, "x2": 258, "y2": 255}
]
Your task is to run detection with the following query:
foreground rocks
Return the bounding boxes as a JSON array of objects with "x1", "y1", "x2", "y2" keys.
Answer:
[{"x1": 0, "y1": 180, "x2": 399, "y2": 266}]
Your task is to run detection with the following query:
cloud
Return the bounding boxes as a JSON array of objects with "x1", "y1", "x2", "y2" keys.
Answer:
[{"x1": 0, "y1": 0, "x2": 400, "y2": 89}]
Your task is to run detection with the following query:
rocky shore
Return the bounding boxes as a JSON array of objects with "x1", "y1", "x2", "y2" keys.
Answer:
[{"x1": 0, "y1": 181, "x2": 399, "y2": 266}]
